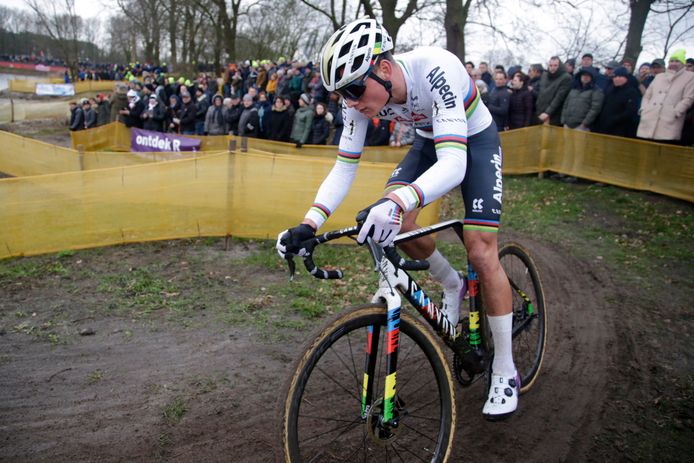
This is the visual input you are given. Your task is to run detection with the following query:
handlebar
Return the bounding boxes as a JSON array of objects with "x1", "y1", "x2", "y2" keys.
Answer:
[{"x1": 284, "y1": 226, "x2": 430, "y2": 280}]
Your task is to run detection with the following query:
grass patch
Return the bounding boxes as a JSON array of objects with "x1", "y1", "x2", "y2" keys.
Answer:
[
  {"x1": 162, "y1": 396, "x2": 187, "y2": 423},
  {"x1": 87, "y1": 369, "x2": 104, "y2": 384}
]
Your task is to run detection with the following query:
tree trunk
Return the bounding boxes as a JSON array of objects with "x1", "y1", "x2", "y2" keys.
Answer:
[
  {"x1": 168, "y1": 0, "x2": 177, "y2": 69},
  {"x1": 444, "y1": 0, "x2": 473, "y2": 62},
  {"x1": 624, "y1": 0, "x2": 655, "y2": 63}
]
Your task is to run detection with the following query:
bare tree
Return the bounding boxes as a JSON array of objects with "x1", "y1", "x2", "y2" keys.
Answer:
[
  {"x1": 652, "y1": 0, "x2": 694, "y2": 58},
  {"x1": 360, "y1": 0, "x2": 424, "y2": 48},
  {"x1": 300, "y1": 0, "x2": 355, "y2": 31},
  {"x1": 114, "y1": 0, "x2": 161, "y2": 63},
  {"x1": 25, "y1": 0, "x2": 84, "y2": 80},
  {"x1": 444, "y1": 0, "x2": 474, "y2": 62}
]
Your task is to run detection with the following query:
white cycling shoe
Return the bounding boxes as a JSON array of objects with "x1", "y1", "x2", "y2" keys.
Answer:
[
  {"x1": 482, "y1": 370, "x2": 520, "y2": 421},
  {"x1": 441, "y1": 274, "x2": 467, "y2": 327}
]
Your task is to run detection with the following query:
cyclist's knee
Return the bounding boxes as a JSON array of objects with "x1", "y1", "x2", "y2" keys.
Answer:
[{"x1": 465, "y1": 231, "x2": 499, "y2": 275}]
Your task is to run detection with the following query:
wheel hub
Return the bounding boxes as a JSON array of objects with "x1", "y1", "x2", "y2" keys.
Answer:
[{"x1": 365, "y1": 398, "x2": 401, "y2": 445}]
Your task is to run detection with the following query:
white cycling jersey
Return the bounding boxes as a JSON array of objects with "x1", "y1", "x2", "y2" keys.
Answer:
[{"x1": 305, "y1": 46, "x2": 494, "y2": 229}]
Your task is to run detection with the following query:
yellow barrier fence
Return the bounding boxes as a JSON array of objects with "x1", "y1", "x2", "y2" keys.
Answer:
[
  {"x1": 1, "y1": 122, "x2": 692, "y2": 258},
  {"x1": 0, "y1": 151, "x2": 438, "y2": 258},
  {"x1": 0, "y1": 99, "x2": 69, "y2": 124},
  {"x1": 8, "y1": 79, "x2": 121, "y2": 94}
]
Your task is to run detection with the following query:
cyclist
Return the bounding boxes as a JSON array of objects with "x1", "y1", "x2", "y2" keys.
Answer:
[{"x1": 277, "y1": 18, "x2": 518, "y2": 420}]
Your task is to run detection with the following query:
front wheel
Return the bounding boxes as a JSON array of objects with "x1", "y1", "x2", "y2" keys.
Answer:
[
  {"x1": 499, "y1": 242, "x2": 547, "y2": 393},
  {"x1": 281, "y1": 304, "x2": 456, "y2": 462}
]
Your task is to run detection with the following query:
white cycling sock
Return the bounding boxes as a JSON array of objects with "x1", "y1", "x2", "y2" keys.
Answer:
[
  {"x1": 427, "y1": 249, "x2": 461, "y2": 292},
  {"x1": 488, "y1": 312, "x2": 515, "y2": 377}
]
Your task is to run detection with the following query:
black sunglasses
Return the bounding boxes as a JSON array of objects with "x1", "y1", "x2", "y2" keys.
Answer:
[{"x1": 336, "y1": 73, "x2": 371, "y2": 101}]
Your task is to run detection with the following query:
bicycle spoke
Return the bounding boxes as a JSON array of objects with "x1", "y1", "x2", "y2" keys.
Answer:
[
  {"x1": 298, "y1": 416, "x2": 362, "y2": 445},
  {"x1": 391, "y1": 440, "x2": 434, "y2": 462},
  {"x1": 314, "y1": 364, "x2": 361, "y2": 403}
]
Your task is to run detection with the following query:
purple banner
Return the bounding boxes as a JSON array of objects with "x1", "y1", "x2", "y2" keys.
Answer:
[{"x1": 131, "y1": 128, "x2": 201, "y2": 152}]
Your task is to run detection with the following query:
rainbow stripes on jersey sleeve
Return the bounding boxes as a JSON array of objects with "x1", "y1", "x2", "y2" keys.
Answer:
[
  {"x1": 464, "y1": 81, "x2": 480, "y2": 119},
  {"x1": 434, "y1": 134, "x2": 468, "y2": 153},
  {"x1": 337, "y1": 149, "x2": 362, "y2": 164}
]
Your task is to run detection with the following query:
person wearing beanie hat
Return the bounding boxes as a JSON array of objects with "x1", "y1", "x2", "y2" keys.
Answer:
[
  {"x1": 638, "y1": 48, "x2": 694, "y2": 143},
  {"x1": 290, "y1": 92, "x2": 314, "y2": 147},
  {"x1": 593, "y1": 63, "x2": 640, "y2": 138},
  {"x1": 686, "y1": 58, "x2": 694, "y2": 72},
  {"x1": 669, "y1": 49, "x2": 686, "y2": 65},
  {"x1": 561, "y1": 66, "x2": 604, "y2": 131},
  {"x1": 238, "y1": 92, "x2": 260, "y2": 138},
  {"x1": 204, "y1": 94, "x2": 227, "y2": 135},
  {"x1": 119, "y1": 88, "x2": 145, "y2": 128},
  {"x1": 141, "y1": 92, "x2": 166, "y2": 132},
  {"x1": 613, "y1": 66, "x2": 629, "y2": 78}
]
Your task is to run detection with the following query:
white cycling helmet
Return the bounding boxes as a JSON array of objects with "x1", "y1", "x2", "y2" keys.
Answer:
[{"x1": 320, "y1": 18, "x2": 394, "y2": 92}]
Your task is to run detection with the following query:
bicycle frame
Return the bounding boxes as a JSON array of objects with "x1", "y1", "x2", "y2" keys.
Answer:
[{"x1": 361, "y1": 219, "x2": 486, "y2": 424}]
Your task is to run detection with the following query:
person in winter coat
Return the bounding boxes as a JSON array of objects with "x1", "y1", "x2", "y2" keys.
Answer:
[
  {"x1": 594, "y1": 67, "x2": 640, "y2": 138},
  {"x1": 83, "y1": 99, "x2": 97, "y2": 129},
  {"x1": 224, "y1": 95, "x2": 243, "y2": 135},
  {"x1": 561, "y1": 67, "x2": 604, "y2": 131},
  {"x1": 536, "y1": 56, "x2": 573, "y2": 126},
  {"x1": 119, "y1": 89, "x2": 145, "y2": 128},
  {"x1": 637, "y1": 50, "x2": 694, "y2": 143},
  {"x1": 109, "y1": 83, "x2": 129, "y2": 123},
  {"x1": 238, "y1": 93, "x2": 260, "y2": 138},
  {"x1": 290, "y1": 93, "x2": 314, "y2": 147},
  {"x1": 508, "y1": 72, "x2": 534, "y2": 129},
  {"x1": 177, "y1": 91, "x2": 198, "y2": 135},
  {"x1": 266, "y1": 97, "x2": 293, "y2": 142},
  {"x1": 487, "y1": 71, "x2": 511, "y2": 131},
  {"x1": 256, "y1": 91, "x2": 272, "y2": 138},
  {"x1": 166, "y1": 94, "x2": 182, "y2": 133},
  {"x1": 141, "y1": 95, "x2": 166, "y2": 132},
  {"x1": 327, "y1": 92, "x2": 343, "y2": 145},
  {"x1": 205, "y1": 94, "x2": 227, "y2": 135},
  {"x1": 96, "y1": 94, "x2": 111, "y2": 126},
  {"x1": 69, "y1": 101, "x2": 84, "y2": 131},
  {"x1": 194, "y1": 86, "x2": 209, "y2": 135},
  {"x1": 310, "y1": 102, "x2": 331, "y2": 145}
]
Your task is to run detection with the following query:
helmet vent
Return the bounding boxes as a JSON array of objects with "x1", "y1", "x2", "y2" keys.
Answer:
[
  {"x1": 351, "y1": 54, "x2": 365, "y2": 73},
  {"x1": 358, "y1": 34, "x2": 369, "y2": 48},
  {"x1": 339, "y1": 42, "x2": 352, "y2": 59}
]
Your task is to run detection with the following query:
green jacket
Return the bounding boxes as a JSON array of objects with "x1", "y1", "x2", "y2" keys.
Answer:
[
  {"x1": 536, "y1": 66, "x2": 573, "y2": 125},
  {"x1": 291, "y1": 106, "x2": 314, "y2": 144}
]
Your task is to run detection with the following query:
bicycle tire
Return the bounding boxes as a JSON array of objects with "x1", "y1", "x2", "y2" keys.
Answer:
[
  {"x1": 498, "y1": 242, "x2": 547, "y2": 393},
  {"x1": 281, "y1": 304, "x2": 456, "y2": 462}
]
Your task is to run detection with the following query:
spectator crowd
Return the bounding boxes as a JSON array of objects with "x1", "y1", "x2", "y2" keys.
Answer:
[{"x1": 68, "y1": 49, "x2": 694, "y2": 147}]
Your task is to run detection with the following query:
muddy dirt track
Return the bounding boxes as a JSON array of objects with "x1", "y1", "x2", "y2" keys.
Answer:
[{"x1": 2, "y1": 228, "x2": 689, "y2": 463}]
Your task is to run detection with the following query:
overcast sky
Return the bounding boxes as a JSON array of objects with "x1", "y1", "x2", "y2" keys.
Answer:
[{"x1": 1, "y1": 0, "x2": 692, "y2": 67}]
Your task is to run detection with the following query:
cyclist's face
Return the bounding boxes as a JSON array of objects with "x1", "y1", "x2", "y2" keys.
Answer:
[{"x1": 344, "y1": 74, "x2": 389, "y2": 117}]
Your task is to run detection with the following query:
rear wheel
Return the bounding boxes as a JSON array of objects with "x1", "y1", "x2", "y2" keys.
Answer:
[
  {"x1": 498, "y1": 242, "x2": 547, "y2": 393},
  {"x1": 281, "y1": 304, "x2": 456, "y2": 462}
]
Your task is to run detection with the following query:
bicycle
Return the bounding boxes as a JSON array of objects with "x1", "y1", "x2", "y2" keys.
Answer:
[{"x1": 280, "y1": 219, "x2": 547, "y2": 462}]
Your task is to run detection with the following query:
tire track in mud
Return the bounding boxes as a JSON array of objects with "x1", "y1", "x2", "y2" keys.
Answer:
[{"x1": 450, "y1": 234, "x2": 619, "y2": 462}]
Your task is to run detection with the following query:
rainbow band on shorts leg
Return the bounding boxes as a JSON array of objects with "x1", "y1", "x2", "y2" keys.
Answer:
[{"x1": 464, "y1": 218, "x2": 499, "y2": 233}]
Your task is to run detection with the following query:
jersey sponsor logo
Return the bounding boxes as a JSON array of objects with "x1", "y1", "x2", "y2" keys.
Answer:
[
  {"x1": 426, "y1": 66, "x2": 457, "y2": 109},
  {"x1": 491, "y1": 150, "x2": 503, "y2": 204},
  {"x1": 472, "y1": 198, "x2": 484, "y2": 212},
  {"x1": 348, "y1": 120, "x2": 355, "y2": 136},
  {"x1": 390, "y1": 167, "x2": 402, "y2": 178},
  {"x1": 378, "y1": 107, "x2": 395, "y2": 118}
]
